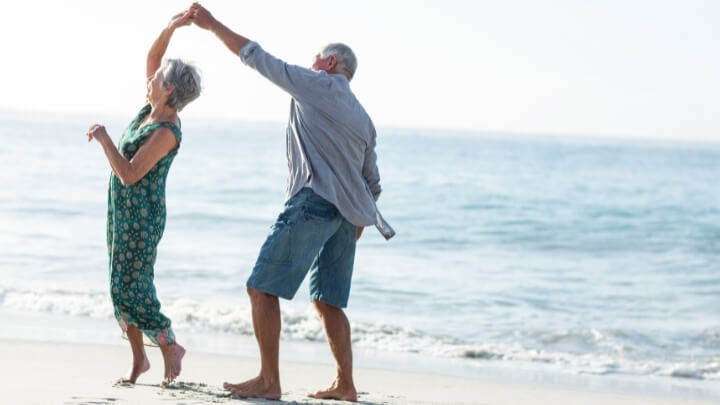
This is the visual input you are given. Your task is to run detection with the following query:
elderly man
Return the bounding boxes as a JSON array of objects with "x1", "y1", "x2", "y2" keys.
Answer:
[{"x1": 190, "y1": 3, "x2": 392, "y2": 401}]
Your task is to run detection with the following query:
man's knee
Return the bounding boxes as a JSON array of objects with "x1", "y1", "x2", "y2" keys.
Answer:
[
  {"x1": 247, "y1": 287, "x2": 277, "y2": 302},
  {"x1": 312, "y1": 299, "x2": 341, "y2": 314}
]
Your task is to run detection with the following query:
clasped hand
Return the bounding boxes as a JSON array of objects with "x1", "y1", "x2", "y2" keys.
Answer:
[{"x1": 167, "y1": 3, "x2": 216, "y2": 31}]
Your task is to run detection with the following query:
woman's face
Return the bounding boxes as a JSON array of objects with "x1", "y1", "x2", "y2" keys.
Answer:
[{"x1": 147, "y1": 68, "x2": 172, "y2": 103}]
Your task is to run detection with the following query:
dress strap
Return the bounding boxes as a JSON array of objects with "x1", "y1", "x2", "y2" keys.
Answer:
[
  {"x1": 138, "y1": 121, "x2": 182, "y2": 146},
  {"x1": 155, "y1": 121, "x2": 182, "y2": 144}
]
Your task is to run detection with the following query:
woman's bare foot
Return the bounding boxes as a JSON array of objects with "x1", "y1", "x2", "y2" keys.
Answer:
[
  {"x1": 309, "y1": 377, "x2": 357, "y2": 402},
  {"x1": 116, "y1": 357, "x2": 150, "y2": 385},
  {"x1": 223, "y1": 376, "x2": 281, "y2": 399},
  {"x1": 159, "y1": 343, "x2": 185, "y2": 385}
]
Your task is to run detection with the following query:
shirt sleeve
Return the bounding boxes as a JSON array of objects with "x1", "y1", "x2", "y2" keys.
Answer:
[
  {"x1": 238, "y1": 41, "x2": 321, "y2": 101},
  {"x1": 362, "y1": 121, "x2": 382, "y2": 201}
]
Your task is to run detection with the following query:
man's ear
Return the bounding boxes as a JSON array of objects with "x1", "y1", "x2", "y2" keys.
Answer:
[{"x1": 328, "y1": 55, "x2": 338, "y2": 69}]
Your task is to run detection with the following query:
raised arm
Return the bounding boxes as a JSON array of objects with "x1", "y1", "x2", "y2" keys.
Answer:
[
  {"x1": 189, "y1": 3, "x2": 320, "y2": 101},
  {"x1": 190, "y1": 3, "x2": 249, "y2": 55},
  {"x1": 146, "y1": 10, "x2": 194, "y2": 81},
  {"x1": 87, "y1": 125, "x2": 178, "y2": 186}
]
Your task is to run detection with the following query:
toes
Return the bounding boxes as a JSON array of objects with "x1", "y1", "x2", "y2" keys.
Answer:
[
  {"x1": 224, "y1": 383, "x2": 246, "y2": 392},
  {"x1": 162, "y1": 374, "x2": 177, "y2": 386},
  {"x1": 162, "y1": 364, "x2": 181, "y2": 385},
  {"x1": 224, "y1": 381, "x2": 249, "y2": 390}
]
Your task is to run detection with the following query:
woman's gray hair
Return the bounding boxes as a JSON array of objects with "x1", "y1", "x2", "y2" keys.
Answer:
[
  {"x1": 161, "y1": 58, "x2": 202, "y2": 112},
  {"x1": 321, "y1": 43, "x2": 358, "y2": 80}
]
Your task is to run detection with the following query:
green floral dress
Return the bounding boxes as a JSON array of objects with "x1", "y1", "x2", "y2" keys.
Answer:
[{"x1": 107, "y1": 105, "x2": 181, "y2": 346}]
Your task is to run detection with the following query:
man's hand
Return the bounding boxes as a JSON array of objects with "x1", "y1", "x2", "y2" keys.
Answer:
[
  {"x1": 356, "y1": 227, "x2": 364, "y2": 240},
  {"x1": 189, "y1": 2, "x2": 216, "y2": 30},
  {"x1": 186, "y1": 2, "x2": 249, "y2": 58}
]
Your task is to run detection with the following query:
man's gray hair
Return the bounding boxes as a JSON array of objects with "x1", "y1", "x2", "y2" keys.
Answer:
[
  {"x1": 161, "y1": 58, "x2": 202, "y2": 112},
  {"x1": 321, "y1": 43, "x2": 358, "y2": 80}
]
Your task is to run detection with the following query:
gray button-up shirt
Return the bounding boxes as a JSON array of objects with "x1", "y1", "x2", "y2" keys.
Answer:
[{"x1": 239, "y1": 41, "x2": 385, "y2": 229}]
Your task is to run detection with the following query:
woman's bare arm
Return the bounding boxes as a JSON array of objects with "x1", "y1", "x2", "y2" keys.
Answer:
[
  {"x1": 87, "y1": 125, "x2": 177, "y2": 186},
  {"x1": 146, "y1": 9, "x2": 194, "y2": 80}
]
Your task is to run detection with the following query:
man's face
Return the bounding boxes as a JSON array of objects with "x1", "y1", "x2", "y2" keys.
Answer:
[{"x1": 311, "y1": 52, "x2": 335, "y2": 72}]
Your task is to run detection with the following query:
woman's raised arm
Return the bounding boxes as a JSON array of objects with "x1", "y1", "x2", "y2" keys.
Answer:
[{"x1": 146, "y1": 10, "x2": 194, "y2": 81}]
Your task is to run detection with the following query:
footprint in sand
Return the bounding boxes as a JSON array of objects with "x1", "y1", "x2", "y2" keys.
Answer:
[{"x1": 64, "y1": 397, "x2": 119, "y2": 405}]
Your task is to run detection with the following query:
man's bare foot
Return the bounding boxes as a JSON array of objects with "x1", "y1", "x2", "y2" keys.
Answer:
[
  {"x1": 309, "y1": 377, "x2": 357, "y2": 402},
  {"x1": 159, "y1": 343, "x2": 185, "y2": 385},
  {"x1": 115, "y1": 357, "x2": 150, "y2": 385},
  {"x1": 223, "y1": 376, "x2": 281, "y2": 400}
]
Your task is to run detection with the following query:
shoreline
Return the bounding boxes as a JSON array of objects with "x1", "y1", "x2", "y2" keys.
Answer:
[
  {"x1": 2, "y1": 338, "x2": 719, "y2": 405},
  {"x1": 1, "y1": 308, "x2": 720, "y2": 403}
]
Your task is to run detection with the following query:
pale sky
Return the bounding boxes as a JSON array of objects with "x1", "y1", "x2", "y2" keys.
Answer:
[{"x1": 1, "y1": 0, "x2": 719, "y2": 140}]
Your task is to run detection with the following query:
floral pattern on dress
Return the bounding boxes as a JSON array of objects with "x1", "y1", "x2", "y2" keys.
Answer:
[{"x1": 107, "y1": 105, "x2": 181, "y2": 346}]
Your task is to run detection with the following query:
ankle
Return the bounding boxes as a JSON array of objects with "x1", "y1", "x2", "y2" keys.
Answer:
[
  {"x1": 336, "y1": 375, "x2": 356, "y2": 391},
  {"x1": 160, "y1": 342, "x2": 182, "y2": 353},
  {"x1": 259, "y1": 373, "x2": 281, "y2": 388}
]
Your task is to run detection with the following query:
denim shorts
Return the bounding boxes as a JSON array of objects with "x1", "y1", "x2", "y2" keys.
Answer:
[{"x1": 246, "y1": 188, "x2": 358, "y2": 308}]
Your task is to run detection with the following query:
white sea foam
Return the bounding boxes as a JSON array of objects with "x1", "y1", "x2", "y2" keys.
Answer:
[{"x1": 1, "y1": 285, "x2": 717, "y2": 382}]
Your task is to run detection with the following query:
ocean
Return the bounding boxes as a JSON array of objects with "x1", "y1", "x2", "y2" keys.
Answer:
[{"x1": 1, "y1": 114, "x2": 719, "y2": 399}]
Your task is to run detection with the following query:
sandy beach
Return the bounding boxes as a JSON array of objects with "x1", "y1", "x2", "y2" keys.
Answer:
[{"x1": 0, "y1": 338, "x2": 715, "y2": 405}]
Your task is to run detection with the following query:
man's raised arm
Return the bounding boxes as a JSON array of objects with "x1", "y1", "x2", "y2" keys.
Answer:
[
  {"x1": 190, "y1": 3, "x2": 249, "y2": 55},
  {"x1": 189, "y1": 3, "x2": 320, "y2": 101}
]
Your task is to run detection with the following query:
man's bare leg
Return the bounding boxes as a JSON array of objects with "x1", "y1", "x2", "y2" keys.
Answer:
[
  {"x1": 223, "y1": 287, "x2": 282, "y2": 399},
  {"x1": 116, "y1": 325, "x2": 150, "y2": 384},
  {"x1": 159, "y1": 342, "x2": 186, "y2": 385},
  {"x1": 308, "y1": 300, "x2": 357, "y2": 402}
]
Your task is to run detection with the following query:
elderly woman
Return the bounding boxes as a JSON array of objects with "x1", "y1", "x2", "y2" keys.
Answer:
[{"x1": 86, "y1": 9, "x2": 201, "y2": 385}]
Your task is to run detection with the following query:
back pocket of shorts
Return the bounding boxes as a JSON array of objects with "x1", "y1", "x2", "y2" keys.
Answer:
[{"x1": 302, "y1": 203, "x2": 338, "y2": 222}]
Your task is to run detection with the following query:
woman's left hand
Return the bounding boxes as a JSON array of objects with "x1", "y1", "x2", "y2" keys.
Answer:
[
  {"x1": 87, "y1": 124, "x2": 111, "y2": 145},
  {"x1": 168, "y1": 10, "x2": 193, "y2": 30}
]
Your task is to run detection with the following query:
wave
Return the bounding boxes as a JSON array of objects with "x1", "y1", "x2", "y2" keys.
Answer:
[{"x1": 1, "y1": 285, "x2": 718, "y2": 381}]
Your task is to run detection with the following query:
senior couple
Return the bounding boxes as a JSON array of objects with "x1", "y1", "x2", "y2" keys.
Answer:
[{"x1": 86, "y1": 3, "x2": 392, "y2": 401}]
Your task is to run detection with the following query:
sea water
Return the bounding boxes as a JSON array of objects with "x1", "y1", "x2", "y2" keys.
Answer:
[{"x1": 1, "y1": 114, "x2": 719, "y2": 398}]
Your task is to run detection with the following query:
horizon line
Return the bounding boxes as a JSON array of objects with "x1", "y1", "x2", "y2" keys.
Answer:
[{"x1": 0, "y1": 107, "x2": 718, "y2": 145}]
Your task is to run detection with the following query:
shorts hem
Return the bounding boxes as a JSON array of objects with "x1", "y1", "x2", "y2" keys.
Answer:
[
  {"x1": 246, "y1": 280, "x2": 295, "y2": 301},
  {"x1": 310, "y1": 293, "x2": 348, "y2": 309}
]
